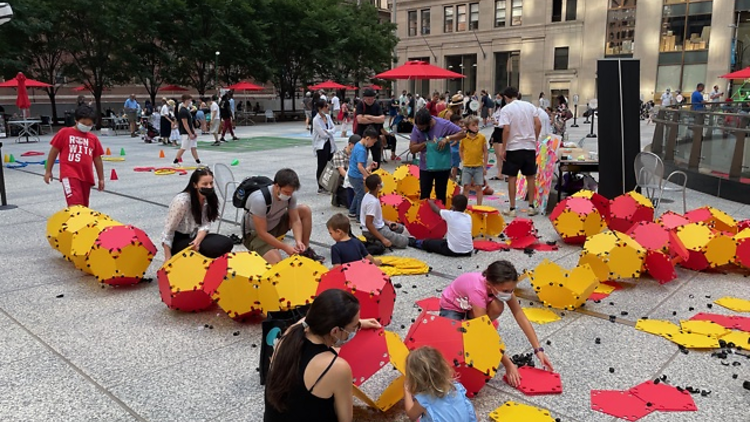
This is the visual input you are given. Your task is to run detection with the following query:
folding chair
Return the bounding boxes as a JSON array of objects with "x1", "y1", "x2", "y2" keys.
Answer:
[
  {"x1": 264, "y1": 109, "x2": 277, "y2": 123},
  {"x1": 212, "y1": 163, "x2": 241, "y2": 232},
  {"x1": 634, "y1": 151, "x2": 688, "y2": 213}
]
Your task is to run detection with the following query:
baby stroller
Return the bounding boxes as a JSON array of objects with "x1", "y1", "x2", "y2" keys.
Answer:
[{"x1": 140, "y1": 116, "x2": 159, "y2": 143}]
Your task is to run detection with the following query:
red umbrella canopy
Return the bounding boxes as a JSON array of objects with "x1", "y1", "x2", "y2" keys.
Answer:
[
  {"x1": 14, "y1": 72, "x2": 31, "y2": 110},
  {"x1": 344, "y1": 85, "x2": 358, "y2": 91},
  {"x1": 226, "y1": 81, "x2": 264, "y2": 91},
  {"x1": 308, "y1": 80, "x2": 347, "y2": 90},
  {"x1": 720, "y1": 67, "x2": 750, "y2": 80},
  {"x1": 375, "y1": 60, "x2": 465, "y2": 80},
  {"x1": 160, "y1": 84, "x2": 189, "y2": 92},
  {"x1": 367, "y1": 84, "x2": 383, "y2": 90},
  {"x1": 0, "y1": 74, "x2": 52, "y2": 88}
]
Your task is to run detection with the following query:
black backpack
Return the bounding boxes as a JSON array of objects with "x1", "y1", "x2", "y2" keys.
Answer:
[{"x1": 233, "y1": 176, "x2": 273, "y2": 209}]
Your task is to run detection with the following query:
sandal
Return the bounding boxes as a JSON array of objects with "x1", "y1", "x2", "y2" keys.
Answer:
[{"x1": 489, "y1": 176, "x2": 502, "y2": 181}]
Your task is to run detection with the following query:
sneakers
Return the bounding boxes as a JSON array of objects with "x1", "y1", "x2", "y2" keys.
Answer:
[
  {"x1": 317, "y1": 188, "x2": 327, "y2": 195},
  {"x1": 211, "y1": 141, "x2": 221, "y2": 146},
  {"x1": 300, "y1": 247, "x2": 325, "y2": 263},
  {"x1": 502, "y1": 208, "x2": 516, "y2": 217},
  {"x1": 526, "y1": 207, "x2": 539, "y2": 216},
  {"x1": 232, "y1": 136, "x2": 240, "y2": 141},
  {"x1": 348, "y1": 213, "x2": 357, "y2": 220},
  {"x1": 220, "y1": 137, "x2": 227, "y2": 142}
]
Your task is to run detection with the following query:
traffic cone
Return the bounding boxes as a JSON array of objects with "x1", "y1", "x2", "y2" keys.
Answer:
[
  {"x1": 120, "y1": 148, "x2": 126, "y2": 156},
  {"x1": 105, "y1": 147, "x2": 111, "y2": 155},
  {"x1": 110, "y1": 169, "x2": 118, "y2": 181},
  {"x1": 3, "y1": 154, "x2": 8, "y2": 163},
  {"x1": 231, "y1": 159, "x2": 239, "y2": 166},
  {"x1": 159, "y1": 150, "x2": 165, "y2": 158},
  {"x1": 9, "y1": 154, "x2": 15, "y2": 163}
]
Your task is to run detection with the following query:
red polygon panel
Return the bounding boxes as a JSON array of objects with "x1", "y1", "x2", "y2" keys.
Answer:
[
  {"x1": 587, "y1": 192, "x2": 611, "y2": 221},
  {"x1": 455, "y1": 365, "x2": 492, "y2": 398},
  {"x1": 627, "y1": 222, "x2": 669, "y2": 252},
  {"x1": 504, "y1": 218, "x2": 535, "y2": 240},
  {"x1": 685, "y1": 208, "x2": 713, "y2": 224},
  {"x1": 645, "y1": 251, "x2": 677, "y2": 284},
  {"x1": 157, "y1": 269, "x2": 214, "y2": 312},
  {"x1": 659, "y1": 211, "x2": 690, "y2": 230},
  {"x1": 739, "y1": 219, "x2": 750, "y2": 231},
  {"x1": 609, "y1": 195, "x2": 653, "y2": 233},
  {"x1": 473, "y1": 240, "x2": 510, "y2": 251},
  {"x1": 415, "y1": 297, "x2": 441, "y2": 312},
  {"x1": 588, "y1": 292, "x2": 611, "y2": 301},
  {"x1": 504, "y1": 366, "x2": 562, "y2": 396},
  {"x1": 416, "y1": 201, "x2": 447, "y2": 234},
  {"x1": 509, "y1": 236, "x2": 538, "y2": 250},
  {"x1": 531, "y1": 243, "x2": 559, "y2": 252},
  {"x1": 680, "y1": 250, "x2": 711, "y2": 271},
  {"x1": 404, "y1": 310, "x2": 464, "y2": 364},
  {"x1": 629, "y1": 381, "x2": 697, "y2": 412},
  {"x1": 689, "y1": 313, "x2": 750, "y2": 332},
  {"x1": 203, "y1": 254, "x2": 229, "y2": 296},
  {"x1": 668, "y1": 231, "x2": 690, "y2": 262},
  {"x1": 591, "y1": 390, "x2": 656, "y2": 421},
  {"x1": 338, "y1": 328, "x2": 390, "y2": 386}
]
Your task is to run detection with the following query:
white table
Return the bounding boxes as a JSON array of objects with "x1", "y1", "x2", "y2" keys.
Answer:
[{"x1": 8, "y1": 120, "x2": 41, "y2": 143}]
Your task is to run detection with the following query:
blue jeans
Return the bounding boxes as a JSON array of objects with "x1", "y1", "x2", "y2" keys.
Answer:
[
  {"x1": 439, "y1": 308, "x2": 468, "y2": 321},
  {"x1": 348, "y1": 176, "x2": 365, "y2": 218}
]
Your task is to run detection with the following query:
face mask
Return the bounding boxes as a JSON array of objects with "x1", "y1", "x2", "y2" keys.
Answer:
[
  {"x1": 278, "y1": 193, "x2": 291, "y2": 201},
  {"x1": 334, "y1": 327, "x2": 357, "y2": 347},
  {"x1": 494, "y1": 292, "x2": 513, "y2": 302},
  {"x1": 76, "y1": 123, "x2": 92, "y2": 133},
  {"x1": 198, "y1": 187, "x2": 214, "y2": 197},
  {"x1": 466, "y1": 128, "x2": 478, "y2": 135}
]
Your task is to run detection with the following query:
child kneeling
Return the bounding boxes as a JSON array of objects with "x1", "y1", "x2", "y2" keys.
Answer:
[
  {"x1": 327, "y1": 213, "x2": 380, "y2": 267},
  {"x1": 412, "y1": 195, "x2": 473, "y2": 257}
]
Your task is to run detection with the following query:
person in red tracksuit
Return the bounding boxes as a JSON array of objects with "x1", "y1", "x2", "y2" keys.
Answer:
[{"x1": 44, "y1": 105, "x2": 105, "y2": 207}]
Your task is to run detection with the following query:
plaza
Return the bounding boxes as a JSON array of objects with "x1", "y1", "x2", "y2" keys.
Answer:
[{"x1": 0, "y1": 119, "x2": 748, "y2": 422}]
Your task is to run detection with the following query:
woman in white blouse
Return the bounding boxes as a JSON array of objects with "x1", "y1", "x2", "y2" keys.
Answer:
[
  {"x1": 160, "y1": 168, "x2": 233, "y2": 260},
  {"x1": 312, "y1": 98, "x2": 337, "y2": 194}
]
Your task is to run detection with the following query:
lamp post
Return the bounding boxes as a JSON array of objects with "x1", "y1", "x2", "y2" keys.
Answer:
[
  {"x1": 571, "y1": 94, "x2": 579, "y2": 127},
  {"x1": 215, "y1": 51, "x2": 220, "y2": 90}
]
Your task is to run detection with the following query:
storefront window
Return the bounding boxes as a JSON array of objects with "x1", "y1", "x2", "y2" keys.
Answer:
[
  {"x1": 605, "y1": 0, "x2": 637, "y2": 57},
  {"x1": 446, "y1": 54, "x2": 477, "y2": 94}
]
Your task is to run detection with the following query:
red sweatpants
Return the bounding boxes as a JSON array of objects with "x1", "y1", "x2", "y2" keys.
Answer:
[{"x1": 62, "y1": 177, "x2": 92, "y2": 207}]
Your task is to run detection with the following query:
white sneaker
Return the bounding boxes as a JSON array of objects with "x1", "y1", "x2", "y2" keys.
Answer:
[
  {"x1": 502, "y1": 208, "x2": 516, "y2": 217},
  {"x1": 527, "y1": 207, "x2": 539, "y2": 216}
]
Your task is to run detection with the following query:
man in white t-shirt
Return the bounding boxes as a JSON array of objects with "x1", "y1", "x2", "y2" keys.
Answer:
[
  {"x1": 360, "y1": 174, "x2": 409, "y2": 249},
  {"x1": 331, "y1": 93, "x2": 341, "y2": 123},
  {"x1": 661, "y1": 89, "x2": 673, "y2": 107},
  {"x1": 209, "y1": 95, "x2": 221, "y2": 146},
  {"x1": 497, "y1": 86, "x2": 542, "y2": 217},
  {"x1": 537, "y1": 106, "x2": 551, "y2": 140},
  {"x1": 412, "y1": 195, "x2": 473, "y2": 256}
]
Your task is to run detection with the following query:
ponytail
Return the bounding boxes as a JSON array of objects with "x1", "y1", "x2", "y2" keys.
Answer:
[{"x1": 266, "y1": 323, "x2": 307, "y2": 412}]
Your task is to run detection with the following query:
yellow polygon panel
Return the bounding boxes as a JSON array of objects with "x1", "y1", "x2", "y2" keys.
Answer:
[
  {"x1": 57, "y1": 211, "x2": 103, "y2": 259},
  {"x1": 490, "y1": 401, "x2": 555, "y2": 422},
  {"x1": 578, "y1": 253, "x2": 610, "y2": 282},
  {"x1": 582, "y1": 231, "x2": 619, "y2": 256},
  {"x1": 378, "y1": 256, "x2": 430, "y2": 276},
  {"x1": 522, "y1": 308, "x2": 561, "y2": 324},
  {"x1": 259, "y1": 256, "x2": 327, "y2": 312},
  {"x1": 381, "y1": 202, "x2": 400, "y2": 223},
  {"x1": 680, "y1": 320, "x2": 731, "y2": 338},
  {"x1": 704, "y1": 234, "x2": 737, "y2": 268},
  {"x1": 212, "y1": 252, "x2": 271, "y2": 319},
  {"x1": 721, "y1": 330, "x2": 750, "y2": 349},
  {"x1": 628, "y1": 191, "x2": 654, "y2": 208},
  {"x1": 161, "y1": 249, "x2": 213, "y2": 291},
  {"x1": 706, "y1": 207, "x2": 737, "y2": 233},
  {"x1": 714, "y1": 297, "x2": 750, "y2": 313},
  {"x1": 393, "y1": 164, "x2": 413, "y2": 180},
  {"x1": 529, "y1": 260, "x2": 598, "y2": 310},
  {"x1": 384, "y1": 330, "x2": 409, "y2": 374},
  {"x1": 462, "y1": 316, "x2": 505, "y2": 377},
  {"x1": 375, "y1": 376, "x2": 405, "y2": 412},
  {"x1": 88, "y1": 242, "x2": 154, "y2": 284},
  {"x1": 373, "y1": 168, "x2": 397, "y2": 196},
  {"x1": 635, "y1": 319, "x2": 681, "y2": 338},
  {"x1": 676, "y1": 223, "x2": 713, "y2": 251},
  {"x1": 593, "y1": 283, "x2": 616, "y2": 295},
  {"x1": 664, "y1": 331, "x2": 721, "y2": 349},
  {"x1": 580, "y1": 231, "x2": 645, "y2": 281},
  {"x1": 485, "y1": 214, "x2": 505, "y2": 236},
  {"x1": 470, "y1": 211, "x2": 484, "y2": 238},
  {"x1": 46, "y1": 205, "x2": 91, "y2": 251},
  {"x1": 470, "y1": 205, "x2": 498, "y2": 214},
  {"x1": 69, "y1": 220, "x2": 122, "y2": 273}
]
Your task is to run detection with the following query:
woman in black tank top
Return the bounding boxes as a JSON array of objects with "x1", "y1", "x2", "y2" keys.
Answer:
[{"x1": 264, "y1": 290, "x2": 377, "y2": 422}]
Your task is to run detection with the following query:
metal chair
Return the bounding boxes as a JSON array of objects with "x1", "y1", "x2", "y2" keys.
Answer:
[
  {"x1": 212, "y1": 163, "x2": 241, "y2": 232},
  {"x1": 39, "y1": 115, "x2": 53, "y2": 134},
  {"x1": 634, "y1": 151, "x2": 688, "y2": 213},
  {"x1": 264, "y1": 109, "x2": 276, "y2": 123}
]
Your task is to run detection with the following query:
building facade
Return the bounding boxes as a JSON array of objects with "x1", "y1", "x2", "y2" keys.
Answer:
[{"x1": 394, "y1": 0, "x2": 749, "y2": 106}]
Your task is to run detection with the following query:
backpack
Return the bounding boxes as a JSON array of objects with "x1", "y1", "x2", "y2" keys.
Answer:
[{"x1": 233, "y1": 176, "x2": 274, "y2": 209}]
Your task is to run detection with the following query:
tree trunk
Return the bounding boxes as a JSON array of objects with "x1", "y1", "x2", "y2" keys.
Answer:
[
  {"x1": 47, "y1": 91, "x2": 59, "y2": 124},
  {"x1": 94, "y1": 94, "x2": 103, "y2": 128}
]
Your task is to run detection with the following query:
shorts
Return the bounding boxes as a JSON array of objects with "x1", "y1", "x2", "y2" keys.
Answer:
[
  {"x1": 125, "y1": 112, "x2": 137, "y2": 124},
  {"x1": 462, "y1": 166, "x2": 484, "y2": 186},
  {"x1": 180, "y1": 134, "x2": 198, "y2": 150},
  {"x1": 481, "y1": 108, "x2": 490, "y2": 119},
  {"x1": 243, "y1": 212, "x2": 291, "y2": 257},
  {"x1": 490, "y1": 127, "x2": 503, "y2": 144},
  {"x1": 209, "y1": 119, "x2": 220, "y2": 134},
  {"x1": 438, "y1": 308, "x2": 468, "y2": 321},
  {"x1": 304, "y1": 110, "x2": 312, "y2": 119},
  {"x1": 502, "y1": 149, "x2": 537, "y2": 177},
  {"x1": 62, "y1": 177, "x2": 92, "y2": 207}
]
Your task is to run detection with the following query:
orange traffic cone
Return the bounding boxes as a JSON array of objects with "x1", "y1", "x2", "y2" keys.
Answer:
[
  {"x1": 105, "y1": 147, "x2": 111, "y2": 156},
  {"x1": 159, "y1": 150, "x2": 165, "y2": 158},
  {"x1": 110, "y1": 169, "x2": 118, "y2": 181}
]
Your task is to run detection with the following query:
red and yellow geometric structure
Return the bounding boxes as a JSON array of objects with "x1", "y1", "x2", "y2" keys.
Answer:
[
  {"x1": 571, "y1": 189, "x2": 610, "y2": 222},
  {"x1": 372, "y1": 168, "x2": 397, "y2": 196},
  {"x1": 401, "y1": 199, "x2": 448, "y2": 241},
  {"x1": 735, "y1": 228, "x2": 750, "y2": 269},
  {"x1": 379, "y1": 194, "x2": 413, "y2": 224},
  {"x1": 549, "y1": 196, "x2": 607, "y2": 244},
  {"x1": 674, "y1": 222, "x2": 737, "y2": 270},
  {"x1": 528, "y1": 259, "x2": 599, "y2": 310},
  {"x1": 626, "y1": 221, "x2": 689, "y2": 283},
  {"x1": 158, "y1": 249, "x2": 220, "y2": 311},
  {"x1": 579, "y1": 230, "x2": 646, "y2": 281},
  {"x1": 393, "y1": 164, "x2": 420, "y2": 199},
  {"x1": 685, "y1": 206, "x2": 738, "y2": 233},
  {"x1": 467, "y1": 205, "x2": 505, "y2": 238},
  {"x1": 607, "y1": 191, "x2": 654, "y2": 233},
  {"x1": 87, "y1": 225, "x2": 157, "y2": 285},
  {"x1": 259, "y1": 255, "x2": 327, "y2": 312},
  {"x1": 206, "y1": 251, "x2": 271, "y2": 320}
]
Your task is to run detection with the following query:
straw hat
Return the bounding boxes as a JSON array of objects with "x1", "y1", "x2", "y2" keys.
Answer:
[{"x1": 448, "y1": 94, "x2": 464, "y2": 107}]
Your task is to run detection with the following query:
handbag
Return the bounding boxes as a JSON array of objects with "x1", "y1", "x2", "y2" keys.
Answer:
[
  {"x1": 259, "y1": 305, "x2": 310, "y2": 385},
  {"x1": 318, "y1": 160, "x2": 340, "y2": 193},
  {"x1": 425, "y1": 138, "x2": 452, "y2": 171}
]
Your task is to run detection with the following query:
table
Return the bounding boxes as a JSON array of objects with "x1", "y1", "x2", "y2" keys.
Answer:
[
  {"x1": 8, "y1": 120, "x2": 41, "y2": 143},
  {"x1": 556, "y1": 159, "x2": 599, "y2": 202}
]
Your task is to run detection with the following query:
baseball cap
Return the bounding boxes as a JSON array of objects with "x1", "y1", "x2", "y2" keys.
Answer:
[{"x1": 363, "y1": 88, "x2": 376, "y2": 97}]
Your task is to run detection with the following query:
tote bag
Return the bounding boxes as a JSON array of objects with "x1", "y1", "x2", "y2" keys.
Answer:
[
  {"x1": 425, "y1": 138, "x2": 452, "y2": 171},
  {"x1": 318, "y1": 160, "x2": 341, "y2": 193}
]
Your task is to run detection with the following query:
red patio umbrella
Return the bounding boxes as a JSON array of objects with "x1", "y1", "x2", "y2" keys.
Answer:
[
  {"x1": 308, "y1": 80, "x2": 347, "y2": 90},
  {"x1": 720, "y1": 67, "x2": 750, "y2": 79},
  {"x1": 160, "y1": 84, "x2": 189, "y2": 92},
  {"x1": 226, "y1": 81, "x2": 263, "y2": 91},
  {"x1": 344, "y1": 85, "x2": 358, "y2": 91},
  {"x1": 0, "y1": 74, "x2": 52, "y2": 88},
  {"x1": 367, "y1": 84, "x2": 383, "y2": 90},
  {"x1": 375, "y1": 60, "x2": 465, "y2": 80},
  {"x1": 14, "y1": 73, "x2": 31, "y2": 116}
]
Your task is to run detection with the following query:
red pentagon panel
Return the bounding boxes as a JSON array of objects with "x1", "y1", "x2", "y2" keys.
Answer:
[
  {"x1": 680, "y1": 250, "x2": 710, "y2": 271},
  {"x1": 405, "y1": 311, "x2": 464, "y2": 361},
  {"x1": 566, "y1": 197, "x2": 597, "y2": 215},
  {"x1": 130, "y1": 226, "x2": 157, "y2": 255},
  {"x1": 591, "y1": 390, "x2": 656, "y2": 421},
  {"x1": 531, "y1": 243, "x2": 559, "y2": 252},
  {"x1": 685, "y1": 208, "x2": 712, "y2": 224},
  {"x1": 95, "y1": 225, "x2": 138, "y2": 250},
  {"x1": 548, "y1": 200, "x2": 567, "y2": 222},
  {"x1": 689, "y1": 313, "x2": 737, "y2": 329},
  {"x1": 629, "y1": 381, "x2": 697, "y2": 412},
  {"x1": 627, "y1": 222, "x2": 669, "y2": 251},
  {"x1": 504, "y1": 218, "x2": 535, "y2": 240},
  {"x1": 203, "y1": 254, "x2": 229, "y2": 295},
  {"x1": 407, "y1": 164, "x2": 420, "y2": 178},
  {"x1": 338, "y1": 328, "x2": 389, "y2": 387},
  {"x1": 659, "y1": 211, "x2": 691, "y2": 230},
  {"x1": 417, "y1": 201, "x2": 447, "y2": 232},
  {"x1": 473, "y1": 240, "x2": 510, "y2": 251},
  {"x1": 509, "y1": 236, "x2": 537, "y2": 250},
  {"x1": 587, "y1": 192, "x2": 611, "y2": 220},
  {"x1": 455, "y1": 364, "x2": 491, "y2": 398},
  {"x1": 645, "y1": 251, "x2": 677, "y2": 284},
  {"x1": 609, "y1": 195, "x2": 640, "y2": 233},
  {"x1": 739, "y1": 219, "x2": 750, "y2": 231},
  {"x1": 415, "y1": 297, "x2": 441, "y2": 312},
  {"x1": 504, "y1": 366, "x2": 563, "y2": 396},
  {"x1": 667, "y1": 231, "x2": 690, "y2": 262}
]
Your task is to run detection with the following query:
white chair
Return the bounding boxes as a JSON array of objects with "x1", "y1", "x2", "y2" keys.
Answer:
[
  {"x1": 264, "y1": 109, "x2": 276, "y2": 123},
  {"x1": 213, "y1": 163, "x2": 241, "y2": 232},
  {"x1": 634, "y1": 151, "x2": 688, "y2": 213}
]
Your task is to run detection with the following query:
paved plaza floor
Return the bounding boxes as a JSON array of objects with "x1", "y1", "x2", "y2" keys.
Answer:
[{"x1": 0, "y1": 118, "x2": 748, "y2": 422}]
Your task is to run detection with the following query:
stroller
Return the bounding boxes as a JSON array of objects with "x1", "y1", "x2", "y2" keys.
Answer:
[{"x1": 140, "y1": 115, "x2": 159, "y2": 143}]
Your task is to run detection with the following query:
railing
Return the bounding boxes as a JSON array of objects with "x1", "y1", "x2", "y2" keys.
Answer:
[{"x1": 651, "y1": 102, "x2": 750, "y2": 204}]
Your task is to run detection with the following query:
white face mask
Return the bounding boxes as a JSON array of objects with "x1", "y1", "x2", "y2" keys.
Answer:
[
  {"x1": 76, "y1": 123, "x2": 92, "y2": 133},
  {"x1": 494, "y1": 292, "x2": 513, "y2": 303},
  {"x1": 334, "y1": 327, "x2": 357, "y2": 347},
  {"x1": 278, "y1": 193, "x2": 291, "y2": 201}
]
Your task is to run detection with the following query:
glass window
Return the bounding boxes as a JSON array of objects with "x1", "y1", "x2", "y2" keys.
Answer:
[
  {"x1": 495, "y1": 0, "x2": 506, "y2": 27},
  {"x1": 495, "y1": 51, "x2": 521, "y2": 94},
  {"x1": 408, "y1": 11, "x2": 417, "y2": 37},
  {"x1": 511, "y1": 0, "x2": 523, "y2": 25},
  {"x1": 682, "y1": 64, "x2": 706, "y2": 92},
  {"x1": 444, "y1": 6, "x2": 454, "y2": 33},
  {"x1": 421, "y1": 9, "x2": 431, "y2": 35},
  {"x1": 552, "y1": 0, "x2": 562, "y2": 22},
  {"x1": 469, "y1": 3, "x2": 479, "y2": 30},
  {"x1": 605, "y1": 0, "x2": 638, "y2": 57},
  {"x1": 457, "y1": 5, "x2": 467, "y2": 31},
  {"x1": 554, "y1": 47, "x2": 569, "y2": 70},
  {"x1": 661, "y1": 1, "x2": 711, "y2": 52},
  {"x1": 656, "y1": 65, "x2": 681, "y2": 93},
  {"x1": 566, "y1": 0, "x2": 577, "y2": 21}
]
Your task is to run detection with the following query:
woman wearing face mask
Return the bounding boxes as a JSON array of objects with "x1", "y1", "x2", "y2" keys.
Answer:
[
  {"x1": 438, "y1": 260, "x2": 554, "y2": 387},
  {"x1": 264, "y1": 289, "x2": 382, "y2": 422},
  {"x1": 160, "y1": 168, "x2": 233, "y2": 261}
]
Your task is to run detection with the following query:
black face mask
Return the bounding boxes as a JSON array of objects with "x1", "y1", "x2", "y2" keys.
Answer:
[
  {"x1": 198, "y1": 187, "x2": 214, "y2": 197},
  {"x1": 466, "y1": 128, "x2": 478, "y2": 135}
]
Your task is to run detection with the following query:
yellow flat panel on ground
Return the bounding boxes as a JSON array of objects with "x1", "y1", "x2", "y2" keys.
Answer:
[
  {"x1": 720, "y1": 330, "x2": 750, "y2": 348},
  {"x1": 635, "y1": 319, "x2": 681, "y2": 338},
  {"x1": 489, "y1": 401, "x2": 555, "y2": 422},
  {"x1": 714, "y1": 297, "x2": 750, "y2": 313},
  {"x1": 665, "y1": 330, "x2": 721, "y2": 349},
  {"x1": 680, "y1": 320, "x2": 731, "y2": 338},
  {"x1": 522, "y1": 308, "x2": 561, "y2": 324}
]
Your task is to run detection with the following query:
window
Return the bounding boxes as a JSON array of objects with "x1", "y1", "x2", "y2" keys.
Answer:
[
  {"x1": 495, "y1": 0, "x2": 506, "y2": 27},
  {"x1": 511, "y1": 0, "x2": 523, "y2": 25},
  {"x1": 457, "y1": 5, "x2": 467, "y2": 31},
  {"x1": 469, "y1": 3, "x2": 479, "y2": 30},
  {"x1": 408, "y1": 11, "x2": 417, "y2": 37},
  {"x1": 421, "y1": 9, "x2": 431, "y2": 35},
  {"x1": 565, "y1": 0, "x2": 577, "y2": 21},
  {"x1": 444, "y1": 6, "x2": 454, "y2": 33},
  {"x1": 552, "y1": 0, "x2": 573, "y2": 22},
  {"x1": 605, "y1": 0, "x2": 638, "y2": 57},
  {"x1": 554, "y1": 47, "x2": 569, "y2": 70},
  {"x1": 494, "y1": 51, "x2": 521, "y2": 95},
  {"x1": 660, "y1": 1, "x2": 712, "y2": 52},
  {"x1": 552, "y1": 0, "x2": 563, "y2": 22},
  {"x1": 446, "y1": 54, "x2": 478, "y2": 94}
]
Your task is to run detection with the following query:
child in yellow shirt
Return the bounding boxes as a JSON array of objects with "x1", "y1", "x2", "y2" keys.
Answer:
[{"x1": 458, "y1": 116, "x2": 489, "y2": 205}]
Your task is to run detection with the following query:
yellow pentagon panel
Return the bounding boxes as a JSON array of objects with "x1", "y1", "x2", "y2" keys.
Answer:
[
  {"x1": 57, "y1": 211, "x2": 102, "y2": 259},
  {"x1": 469, "y1": 211, "x2": 485, "y2": 238},
  {"x1": 578, "y1": 252, "x2": 610, "y2": 282},
  {"x1": 593, "y1": 283, "x2": 616, "y2": 295},
  {"x1": 635, "y1": 319, "x2": 681, "y2": 338},
  {"x1": 490, "y1": 401, "x2": 555, "y2": 422},
  {"x1": 69, "y1": 219, "x2": 122, "y2": 273},
  {"x1": 373, "y1": 168, "x2": 397, "y2": 196},
  {"x1": 676, "y1": 223, "x2": 713, "y2": 251},
  {"x1": 384, "y1": 331, "x2": 409, "y2": 374},
  {"x1": 714, "y1": 297, "x2": 750, "y2": 313},
  {"x1": 381, "y1": 202, "x2": 400, "y2": 223},
  {"x1": 46, "y1": 205, "x2": 90, "y2": 251},
  {"x1": 529, "y1": 260, "x2": 594, "y2": 310},
  {"x1": 707, "y1": 207, "x2": 737, "y2": 233},
  {"x1": 373, "y1": 375, "x2": 405, "y2": 412},
  {"x1": 259, "y1": 256, "x2": 327, "y2": 312},
  {"x1": 88, "y1": 241, "x2": 154, "y2": 284},
  {"x1": 664, "y1": 331, "x2": 721, "y2": 349},
  {"x1": 721, "y1": 330, "x2": 750, "y2": 348},
  {"x1": 582, "y1": 211, "x2": 607, "y2": 237},
  {"x1": 161, "y1": 249, "x2": 212, "y2": 291},
  {"x1": 607, "y1": 243, "x2": 645, "y2": 280},
  {"x1": 566, "y1": 265, "x2": 600, "y2": 299},
  {"x1": 554, "y1": 210, "x2": 587, "y2": 238},
  {"x1": 680, "y1": 320, "x2": 731, "y2": 338},
  {"x1": 522, "y1": 308, "x2": 561, "y2": 324},
  {"x1": 485, "y1": 214, "x2": 505, "y2": 236},
  {"x1": 704, "y1": 234, "x2": 737, "y2": 268},
  {"x1": 627, "y1": 190, "x2": 653, "y2": 208},
  {"x1": 583, "y1": 231, "x2": 619, "y2": 256},
  {"x1": 462, "y1": 316, "x2": 504, "y2": 377},
  {"x1": 212, "y1": 252, "x2": 270, "y2": 320},
  {"x1": 392, "y1": 164, "x2": 412, "y2": 180}
]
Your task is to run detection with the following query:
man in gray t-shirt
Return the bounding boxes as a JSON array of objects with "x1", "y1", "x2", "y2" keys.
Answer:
[{"x1": 242, "y1": 168, "x2": 324, "y2": 264}]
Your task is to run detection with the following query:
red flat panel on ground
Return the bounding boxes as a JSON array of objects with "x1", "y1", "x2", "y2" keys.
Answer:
[
  {"x1": 509, "y1": 236, "x2": 537, "y2": 249},
  {"x1": 629, "y1": 381, "x2": 697, "y2": 412},
  {"x1": 473, "y1": 240, "x2": 510, "y2": 251},
  {"x1": 504, "y1": 366, "x2": 563, "y2": 396},
  {"x1": 591, "y1": 390, "x2": 656, "y2": 421}
]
